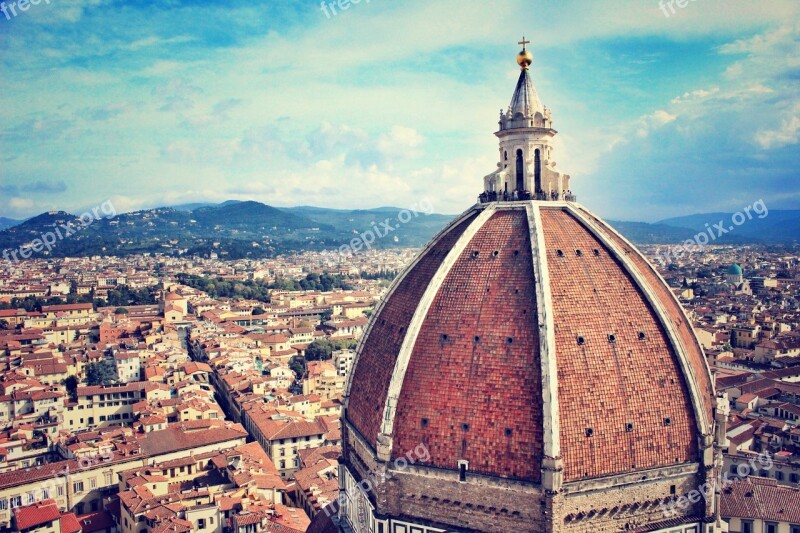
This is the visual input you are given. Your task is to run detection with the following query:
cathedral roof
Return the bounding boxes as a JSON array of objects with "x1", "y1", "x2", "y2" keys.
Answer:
[{"x1": 344, "y1": 201, "x2": 714, "y2": 483}]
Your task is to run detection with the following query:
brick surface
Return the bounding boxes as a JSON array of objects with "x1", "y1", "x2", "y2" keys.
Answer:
[
  {"x1": 579, "y1": 207, "x2": 715, "y2": 427},
  {"x1": 392, "y1": 209, "x2": 543, "y2": 481},
  {"x1": 540, "y1": 207, "x2": 698, "y2": 481},
  {"x1": 347, "y1": 213, "x2": 478, "y2": 444}
]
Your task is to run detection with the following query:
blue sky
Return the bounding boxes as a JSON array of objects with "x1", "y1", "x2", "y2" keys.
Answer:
[{"x1": 0, "y1": 0, "x2": 798, "y2": 222}]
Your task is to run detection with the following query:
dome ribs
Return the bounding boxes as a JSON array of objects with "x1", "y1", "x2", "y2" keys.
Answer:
[
  {"x1": 345, "y1": 212, "x2": 479, "y2": 444},
  {"x1": 540, "y1": 207, "x2": 698, "y2": 481},
  {"x1": 392, "y1": 209, "x2": 544, "y2": 482},
  {"x1": 578, "y1": 207, "x2": 715, "y2": 428}
]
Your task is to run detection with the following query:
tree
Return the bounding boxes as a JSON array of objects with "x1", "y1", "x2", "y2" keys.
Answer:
[
  {"x1": 63, "y1": 375, "x2": 79, "y2": 402},
  {"x1": 0, "y1": 320, "x2": 8, "y2": 330},
  {"x1": 320, "y1": 309, "x2": 333, "y2": 322},
  {"x1": 115, "y1": 307, "x2": 129, "y2": 315},
  {"x1": 252, "y1": 307, "x2": 265, "y2": 316},
  {"x1": 85, "y1": 360, "x2": 117, "y2": 386},
  {"x1": 289, "y1": 356, "x2": 306, "y2": 379},
  {"x1": 305, "y1": 339, "x2": 334, "y2": 361}
]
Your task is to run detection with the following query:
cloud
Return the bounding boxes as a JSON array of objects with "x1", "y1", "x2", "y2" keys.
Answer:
[
  {"x1": 755, "y1": 104, "x2": 800, "y2": 149},
  {"x1": 8, "y1": 198, "x2": 34, "y2": 210}
]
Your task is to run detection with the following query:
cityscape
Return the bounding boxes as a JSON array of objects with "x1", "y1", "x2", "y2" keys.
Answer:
[{"x1": 1, "y1": 1, "x2": 800, "y2": 533}]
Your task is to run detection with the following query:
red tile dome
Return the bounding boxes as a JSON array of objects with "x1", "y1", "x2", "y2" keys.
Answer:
[{"x1": 343, "y1": 201, "x2": 714, "y2": 483}]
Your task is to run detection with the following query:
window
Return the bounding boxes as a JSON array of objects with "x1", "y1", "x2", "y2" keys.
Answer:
[
  {"x1": 742, "y1": 520, "x2": 754, "y2": 533},
  {"x1": 458, "y1": 460, "x2": 469, "y2": 483},
  {"x1": 280, "y1": 460, "x2": 286, "y2": 469},
  {"x1": 26, "y1": 491, "x2": 35, "y2": 504},
  {"x1": 775, "y1": 471, "x2": 784, "y2": 481},
  {"x1": 73, "y1": 481, "x2": 84, "y2": 493},
  {"x1": 57, "y1": 485, "x2": 64, "y2": 497},
  {"x1": 10, "y1": 496, "x2": 22, "y2": 508},
  {"x1": 0, "y1": 499, "x2": 7, "y2": 510},
  {"x1": 90, "y1": 477, "x2": 97, "y2": 489},
  {"x1": 791, "y1": 473, "x2": 800, "y2": 483},
  {"x1": 766, "y1": 523, "x2": 778, "y2": 533},
  {"x1": 41, "y1": 487, "x2": 50, "y2": 499},
  {"x1": 105, "y1": 472, "x2": 113, "y2": 485},
  {"x1": 790, "y1": 525, "x2": 800, "y2": 533},
  {"x1": 198, "y1": 518, "x2": 207, "y2": 530}
]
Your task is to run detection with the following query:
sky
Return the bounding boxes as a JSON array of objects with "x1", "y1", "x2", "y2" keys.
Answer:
[{"x1": 0, "y1": 0, "x2": 798, "y2": 222}]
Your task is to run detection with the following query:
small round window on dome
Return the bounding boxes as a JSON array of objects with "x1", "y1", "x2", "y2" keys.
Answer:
[
  {"x1": 577, "y1": 336, "x2": 585, "y2": 345},
  {"x1": 472, "y1": 250, "x2": 480, "y2": 258},
  {"x1": 608, "y1": 334, "x2": 616, "y2": 343},
  {"x1": 556, "y1": 249, "x2": 564, "y2": 257},
  {"x1": 638, "y1": 332, "x2": 646, "y2": 341},
  {"x1": 593, "y1": 249, "x2": 600, "y2": 256},
  {"x1": 575, "y1": 249, "x2": 582, "y2": 257},
  {"x1": 585, "y1": 428, "x2": 594, "y2": 437}
]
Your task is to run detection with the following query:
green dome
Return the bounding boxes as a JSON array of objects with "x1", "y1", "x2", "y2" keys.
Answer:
[{"x1": 727, "y1": 263, "x2": 743, "y2": 275}]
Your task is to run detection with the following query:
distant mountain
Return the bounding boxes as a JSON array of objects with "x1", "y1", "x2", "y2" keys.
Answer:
[
  {"x1": 170, "y1": 200, "x2": 242, "y2": 212},
  {"x1": 1, "y1": 202, "x2": 796, "y2": 261},
  {"x1": 606, "y1": 220, "x2": 697, "y2": 244},
  {"x1": 658, "y1": 209, "x2": 800, "y2": 244},
  {"x1": 194, "y1": 201, "x2": 323, "y2": 230},
  {"x1": 0, "y1": 217, "x2": 21, "y2": 231}
]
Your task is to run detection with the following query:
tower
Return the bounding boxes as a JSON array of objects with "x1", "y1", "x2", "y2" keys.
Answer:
[
  {"x1": 482, "y1": 37, "x2": 571, "y2": 202},
  {"x1": 309, "y1": 39, "x2": 726, "y2": 533}
]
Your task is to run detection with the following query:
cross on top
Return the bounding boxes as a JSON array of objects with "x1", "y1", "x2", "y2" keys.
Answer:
[{"x1": 518, "y1": 36, "x2": 530, "y2": 50}]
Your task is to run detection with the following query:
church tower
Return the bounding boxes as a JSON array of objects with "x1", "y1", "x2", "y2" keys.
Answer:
[{"x1": 482, "y1": 37, "x2": 572, "y2": 202}]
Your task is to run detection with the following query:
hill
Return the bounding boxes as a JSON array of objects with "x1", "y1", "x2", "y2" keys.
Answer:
[
  {"x1": 1, "y1": 202, "x2": 796, "y2": 261},
  {"x1": 658, "y1": 209, "x2": 800, "y2": 244},
  {"x1": 0, "y1": 217, "x2": 21, "y2": 231}
]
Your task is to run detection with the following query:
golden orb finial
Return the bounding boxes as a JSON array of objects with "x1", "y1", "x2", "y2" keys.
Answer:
[{"x1": 517, "y1": 35, "x2": 533, "y2": 69}]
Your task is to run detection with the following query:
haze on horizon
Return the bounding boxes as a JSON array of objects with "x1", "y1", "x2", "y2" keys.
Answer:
[{"x1": 0, "y1": 0, "x2": 798, "y2": 223}]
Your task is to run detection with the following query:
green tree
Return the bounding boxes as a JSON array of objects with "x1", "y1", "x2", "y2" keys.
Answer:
[
  {"x1": 289, "y1": 356, "x2": 306, "y2": 378},
  {"x1": 252, "y1": 307, "x2": 265, "y2": 316},
  {"x1": 85, "y1": 360, "x2": 117, "y2": 386},
  {"x1": 63, "y1": 375, "x2": 79, "y2": 402},
  {"x1": 305, "y1": 339, "x2": 334, "y2": 361},
  {"x1": 115, "y1": 307, "x2": 129, "y2": 315}
]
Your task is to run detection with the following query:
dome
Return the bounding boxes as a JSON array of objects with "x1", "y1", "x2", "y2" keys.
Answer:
[
  {"x1": 339, "y1": 202, "x2": 718, "y2": 532},
  {"x1": 332, "y1": 39, "x2": 724, "y2": 533},
  {"x1": 727, "y1": 263, "x2": 743, "y2": 276},
  {"x1": 345, "y1": 203, "x2": 713, "y2": 482}
]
